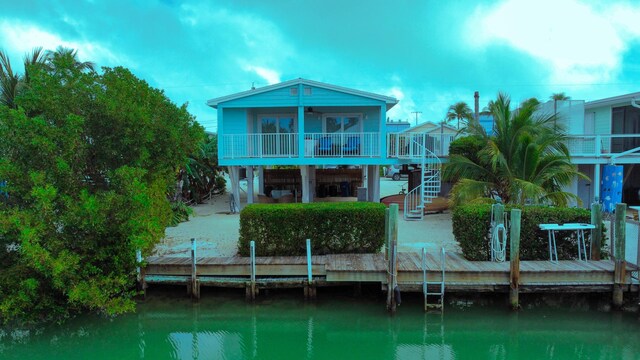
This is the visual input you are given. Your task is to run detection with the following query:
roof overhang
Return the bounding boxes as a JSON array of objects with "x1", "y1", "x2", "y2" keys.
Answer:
[
  {"x1": 585, "y1": 92, "x2": 640, "y2": 110},
  {"x1": 206, "y1": 78, "x2": 399, "y2": 110}
]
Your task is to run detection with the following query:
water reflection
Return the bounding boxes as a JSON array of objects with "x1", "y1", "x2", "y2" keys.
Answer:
[{"x1": 1, "y1": 293, "x2": 640, "y2": 360}]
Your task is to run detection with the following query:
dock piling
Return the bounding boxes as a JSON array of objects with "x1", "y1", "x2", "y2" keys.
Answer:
[
  {"x1": 305, "y1": 239, "x2": 316, "y2": 300},
  {"x1": 247, "y1": 240, "x2": 257, "y2": 300},
  {"x1": 387, "y1": 204, "x2": 399, "y2": 313},
  {"x1": 190, "y1": 238, "x2": 200, "y2": 300},
  {"x1": 136, "y1": 249, "x2": 146, "y2": 299},
  {"x1": 509, "y1": 209, "x2": 521, "y2": 310},
  {"x1": 613, "y1": 203, "x2": 626, "y2": 308}
]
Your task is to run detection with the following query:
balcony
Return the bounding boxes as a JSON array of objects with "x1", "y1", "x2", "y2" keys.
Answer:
[
  {"x1": 566, "y1": 134, "x2": 640, "y2": 158},
  {"x1": 386, "y1": 132, "x2": 456, "y2": 159},
  {"x1": 221, "y1": 132, "x2": 380, "y2": 159}
]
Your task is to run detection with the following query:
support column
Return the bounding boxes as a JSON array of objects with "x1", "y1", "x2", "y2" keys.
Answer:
[
  {"x1": 258, "y1": 166, "x2": 265, "y2": 195},
  {"x1": 301, "y1": 166, "x2": 310, "y2": 203},
  {"x1": 246, "y1": 166, "x2": 254, "y2": 204},
  {"x1": 367, "y1": 165, "x2": 380, "y2": 202},
  {"x1": 229, "y1": 166, "x2": 241, "y2": 213},
  {"x1": 309, "y1": 166, "x2": 316, "y2": 202},
  {"x1": 594, "y1": 164, "x2": 601, "y2": 202}
]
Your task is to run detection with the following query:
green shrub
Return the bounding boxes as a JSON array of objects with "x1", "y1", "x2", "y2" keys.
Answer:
[
  {"x1": 453, "y1": 204, "x2": 601, "y2": 260},
  {"x1": 239, "y1": 202, "x2": 385, "y2": 256}
]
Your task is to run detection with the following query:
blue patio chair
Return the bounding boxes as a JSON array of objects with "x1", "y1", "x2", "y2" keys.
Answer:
[
  {"x1": 343, "y1": 136, "x2": 360, "y2": 155},
  {"x1": 318, "y1": 137, "x2": 333, "y2": 155}
]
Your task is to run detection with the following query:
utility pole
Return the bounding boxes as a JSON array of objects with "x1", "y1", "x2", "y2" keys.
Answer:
[{"x1": 411, "y1": 111, "x2": 422, "y2": 126}]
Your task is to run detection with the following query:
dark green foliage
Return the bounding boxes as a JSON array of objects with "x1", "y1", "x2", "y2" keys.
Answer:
[
  {"x1": 448, "y1": 135, "x2": 485, "y2": 163},
  {"x1": 453, "y1": 204, "x2": 601, "y2": 261},
  {"x1": 0, "y1": 49, "x2": 202, "y2": 324},
  {"x1": 178, "y1": 134, "x2": 225, "y2": 204},
  {"x1": 239, "y1": 203, "x2": 385, "y2": 256}
]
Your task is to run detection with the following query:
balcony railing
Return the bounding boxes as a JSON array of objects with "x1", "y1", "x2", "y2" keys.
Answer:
[
  {"x1": 222, "y1": 133, "x2": 299, "y2": 159},
  {"x1": 387, "y1": 132, "x2": 456, "y2": 159},
  {"x1": 221, "y1": 132, "x2": 380, "y2": 159},
  {"x1": 566, "y1": 134, "x2": 640, "y2": 157},
  {"x1": 304, "y1": 132, "x2": 379, "y2": 158}
]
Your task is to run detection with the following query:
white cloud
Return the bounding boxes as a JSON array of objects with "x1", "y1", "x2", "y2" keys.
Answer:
[
  {"x1": 241, "y1": 64, "x2": 281, "y2": 85},
  {"x1": 0, "y1": 20, "x2": 132, "y2": 67},
  {"x1": 466, "y1": 0, "x2": 640, "y2": 84}
]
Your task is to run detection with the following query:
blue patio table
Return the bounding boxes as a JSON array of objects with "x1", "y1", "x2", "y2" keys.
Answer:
[{"x1": 538, "y1": 223, "x2": 595, "y2": 263}]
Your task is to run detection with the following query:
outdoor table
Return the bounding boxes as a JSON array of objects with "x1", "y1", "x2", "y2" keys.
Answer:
[{"x1": 538, "y1": 223, "x2": 595, "y2": 263}]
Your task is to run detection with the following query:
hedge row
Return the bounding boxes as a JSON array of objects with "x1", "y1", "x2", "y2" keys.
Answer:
[
  {"x1": 239, "y1": 202, "x2": 386, "y2": 256},
  {"x1": 452, "y1": 204, "x2": 603, "y2": 261}
]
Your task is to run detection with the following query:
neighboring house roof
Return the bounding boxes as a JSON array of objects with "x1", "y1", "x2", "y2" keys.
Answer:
[
  {"x1": 402, "y1": 121, "x2": 438, "y2": 133},
  {"x1": 386, "y1": 121, "x2": 411, "y2": 133},
  {"x1": 206, "y1": 78, "x2": 399, "y2": 110},
  {"x1": 402, "y1": 121, "x2": 457, "y2": 133},
  {"x1": 585, "y1": 92, "x2": 640, "y2": 109}
]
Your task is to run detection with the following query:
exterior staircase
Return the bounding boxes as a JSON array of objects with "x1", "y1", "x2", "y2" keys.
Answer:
[{"x1": 403, "y1": 135, "x2": 442, "y2": 220}]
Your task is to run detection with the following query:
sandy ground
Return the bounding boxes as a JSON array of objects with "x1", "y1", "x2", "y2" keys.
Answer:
[{"x1": 153, "y1": 175, "x2": 459, "y2": 257}]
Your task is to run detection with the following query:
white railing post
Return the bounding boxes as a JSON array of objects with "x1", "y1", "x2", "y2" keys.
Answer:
[{"x1": 595, "y1": 135, "x2": 601, "y2": 157}]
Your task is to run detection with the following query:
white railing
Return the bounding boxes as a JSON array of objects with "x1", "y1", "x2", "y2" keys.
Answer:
[
  {"x1": 222, "y1": 132, "x2": 380, "y2": 159},
  {"x1": 387, "y1": 132, "x2": 455, "y2": 159},
  {"x1": 564, "y1": 134, "x2": 640, "y2": 157},
  {"x1": 304, "y1": 132, "x2": 379, "y2": 158},
  {"x1": 222, "y1": 133, "x2": 299, "y2": 159}
]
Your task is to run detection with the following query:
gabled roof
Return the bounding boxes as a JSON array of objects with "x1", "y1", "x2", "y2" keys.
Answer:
[
  {"x1": 402, "y1": 121, "x2": 457, "y2": 133},
  {"x1": 585, "y1": 92, "x2": 640, "y2": 109},
  {"x1": 206, "y1": 78, "x2": 399, "y2": 109}
]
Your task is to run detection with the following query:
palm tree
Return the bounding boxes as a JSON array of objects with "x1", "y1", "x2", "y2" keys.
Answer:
[
  {"x1": 0, "y1": 50, "x2": 20, "y2": 108},
  {"x1": 446, "y1": 101, "x2": 472, "y2": 130},
  {"x1": 443, "y1": 93, "x2": 587, "y2": 206},
  {"x1": 46, "y1": 46, "x2": 95, "y2": 73},
  {"x1": 550, "y1": 92, "x2": 570, "y2": 131},
  {"x1": 0, "y1": 46, "x2": 92, "y2": 109}
]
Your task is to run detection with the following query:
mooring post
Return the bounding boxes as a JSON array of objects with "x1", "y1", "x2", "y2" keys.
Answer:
[
  {"x1": 305, "y1": 238, "x2": 316, "y2": 300},
  {"x1": 191, "y1": 238, "x2": 200, "y2": 300},
  {"x1": 136, "y1": 249, "x2": 146, "y2": 299},
  {"x1": 247, "y1": 240, "x2": 257, "y2": 301},
  {"x1": 387, "y1": 204, "x2": 399, "y2": 313},
  {"x1": 384, "y1": 208, "x2": 390, "y2": 261},
  {"x1": 591, "y1": 202, "x2": 603, "y2": 260},
  {"x1": 613, "y1": 203, "x2": 626, "y2": 308},
  {"x1": 509, "y1": 209, "x2": 521, "y2": 310}
]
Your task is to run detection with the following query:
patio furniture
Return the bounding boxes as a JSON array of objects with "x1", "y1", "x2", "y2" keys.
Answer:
[
  {"x1": 343, "y1": 136, "x2": 360, "y2": 155},
  {"x1": 539, "y1": 223, "x2": 595, "y2": 262},
  {"x1": 317, "y1": 137, "x2": 333, "y2": 155}
]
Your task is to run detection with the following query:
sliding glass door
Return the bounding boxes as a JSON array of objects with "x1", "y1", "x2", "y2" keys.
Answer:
[{"x1": 259, "y1": 115, "x2": 296, "y2": 156}]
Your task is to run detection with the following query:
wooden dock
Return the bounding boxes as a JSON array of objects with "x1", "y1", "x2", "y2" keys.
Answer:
[{"x1": 143, "y1": 252, "x2": 636, "y2": 295}]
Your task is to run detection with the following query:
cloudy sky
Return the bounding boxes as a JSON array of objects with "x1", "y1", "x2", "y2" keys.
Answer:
[{"x1": 1, "y1": 0, "x2": 639, "y2": 131}]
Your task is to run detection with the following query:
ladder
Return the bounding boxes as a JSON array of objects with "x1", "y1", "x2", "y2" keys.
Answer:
[
  {"x1": 422, "y1": 246, "x2": 446, "y2": 311},
  {"x1": 403, "y1": 134, "x2": 442, "y2": 220}
]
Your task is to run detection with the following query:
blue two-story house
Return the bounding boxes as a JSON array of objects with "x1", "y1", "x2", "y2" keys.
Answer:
[{"x1": 207, "y1": 78, "x2": 445, "y2": 220}]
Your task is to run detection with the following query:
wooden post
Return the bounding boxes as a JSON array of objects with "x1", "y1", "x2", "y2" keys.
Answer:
[
  {"x1": 509, "y1": 209, "x2": 521, "y2": 310},
  {"x1": 305, "y1": 239, "x2": 316, "y2": 300},
  {"x1": 191, "y1": 238, "x2": 200, "y2": 300},
  {"x1": 387, "y1": 204, "x2": 399, "y2": 313},
  {"x1": 613, "y1": 203, "x2": 626, "y2": 308},
  {"x1": 384, "y1": 208, "x2": 390, "y2": 261},
  {"x1": 247, "y1": 240, "x2": 257, "y2": 301},
  {"x1": 591, "y1": 203, "x2": 603, "y2": 260},
  {"x1": 136, "y1": 249, "x2": 146, "y2": 299}
]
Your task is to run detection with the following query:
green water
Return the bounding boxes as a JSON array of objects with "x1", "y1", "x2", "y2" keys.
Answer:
[{"x1": 2, "y1": 289, "x2": 640, "y2": 359}]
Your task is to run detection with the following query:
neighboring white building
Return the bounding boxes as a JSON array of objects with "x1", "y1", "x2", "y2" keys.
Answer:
[{"x1": 537, "y1": 92, "x2": 640, "y2": 207}]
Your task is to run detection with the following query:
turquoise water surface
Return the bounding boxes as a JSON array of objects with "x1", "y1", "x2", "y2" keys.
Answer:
[{"x1": 1, "y1": 289, "x2": 639, "y2": 359}]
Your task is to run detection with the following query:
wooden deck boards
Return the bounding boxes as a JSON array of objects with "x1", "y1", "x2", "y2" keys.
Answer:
[{"x1": 144, "y1": 252, "x2": 635, "y2": 290}]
